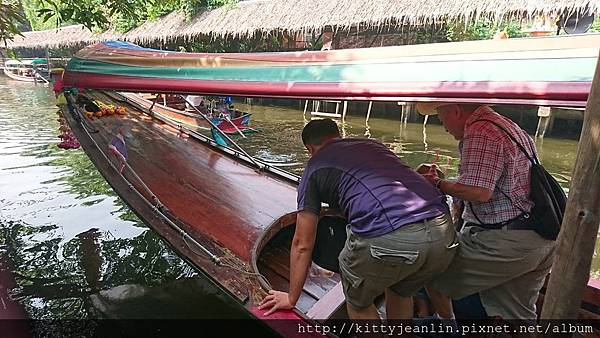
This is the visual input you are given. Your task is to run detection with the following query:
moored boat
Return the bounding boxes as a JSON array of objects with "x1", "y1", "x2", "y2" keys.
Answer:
[
  {"x1": 59, "y1": 35, "x2": 600, "y2": 335},
  {"x1": 121, "y1": 92, "x2": 255, "y2": 135},
  {"x1": 3, "y1": 59, "x2": 50, "y2": 83}
]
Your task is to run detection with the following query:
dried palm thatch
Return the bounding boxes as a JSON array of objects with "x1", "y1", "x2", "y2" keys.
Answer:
[
  {"x1": 6, "y1": 0, "x2": 600, "y2": 49},
  {"x1": 5, "y1": 24, "x2": 119, "y2": 50},
  {"x1": 121, "y1": 0, "x2": 600, "y2": 44}
]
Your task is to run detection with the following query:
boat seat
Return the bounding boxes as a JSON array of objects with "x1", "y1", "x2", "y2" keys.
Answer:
[{"x1": 306, "y1": 281, "x2": 345, "y2": 319}]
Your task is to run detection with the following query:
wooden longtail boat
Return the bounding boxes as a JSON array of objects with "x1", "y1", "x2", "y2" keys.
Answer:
[
  {"x1": 123, "y1": 93, "x2": 254, "y2": 135},
  {"x1": 4, "y1": 59, "x2": 50, "y2": 83},
  {"x1": 60, "y1": 35, "x2": 600, "y2": 335}
]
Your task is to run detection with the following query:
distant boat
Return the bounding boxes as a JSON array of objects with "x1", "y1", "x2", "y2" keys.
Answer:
[
  {"x1": 124, "y1": 92, "x2": 256, "y2": 135},
  {"x1": 3, "y1": 59, "x2": 50, "y2": 83}
]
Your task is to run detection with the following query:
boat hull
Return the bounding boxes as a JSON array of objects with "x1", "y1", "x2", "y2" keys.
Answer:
[
  {"x1": 59, "y1": 90, "x2": 600, "y2": 334},
  {"x1": 63, "y1": 36, "x2": 600, "y2": 107},
  {"x1": 59, "y1": 91, "x2": 324, "y2": 336},
  {"x1": 3, "y1": 68, "x2": 49, "y2": 82}
]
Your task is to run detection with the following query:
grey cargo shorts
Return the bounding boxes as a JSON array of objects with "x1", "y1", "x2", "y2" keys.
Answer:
[{"x1": 338, "y1": 213, "x2": 457, "y2": 309}]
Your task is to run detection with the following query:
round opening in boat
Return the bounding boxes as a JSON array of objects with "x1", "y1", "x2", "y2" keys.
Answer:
[{"x1": 253, "y1": 214, "x2": 348, "y2": 314}]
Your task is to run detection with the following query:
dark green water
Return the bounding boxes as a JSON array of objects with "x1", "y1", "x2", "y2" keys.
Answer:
[
  {"x1": 0, "y1": 78, "x2": 252, "y2": 334},
  {"x1": 0, "y1": 76, "x2": 597, "y2": 333}
]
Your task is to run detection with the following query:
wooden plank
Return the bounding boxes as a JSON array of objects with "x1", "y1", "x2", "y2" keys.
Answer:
[
  {"x1": 306, "y1": 282, "x2": 345, "y2": 319},
  {"x1": 257, "y1": 262, "x2": 316, "y2": 314},
  {"x1": 310, "y1": 111, "x2": 341, "y2": 118},
  {"x1": 260, "y1": 246, "x2": 338, "y2": 300},
  {"x1": 541, "y1": 51, "x2": 600, "y2": 319}
]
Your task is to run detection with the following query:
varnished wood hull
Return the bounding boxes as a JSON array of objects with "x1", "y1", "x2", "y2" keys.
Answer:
[{"x1": 60, "y1": 90, "x2": 341, "y2": 336}]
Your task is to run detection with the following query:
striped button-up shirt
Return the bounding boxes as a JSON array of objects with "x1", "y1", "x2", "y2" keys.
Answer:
[{"x1": 458, "y1": 106, "x2": 535, "y2": 224}]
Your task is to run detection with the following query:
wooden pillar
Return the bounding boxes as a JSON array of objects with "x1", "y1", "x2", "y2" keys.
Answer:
[
  {"x1": 365, "y1": 101, "x2": 373, "y2": 123},
  {"x1": 322, "y1": 26, "x2": 334, "y2": 51},
  {"x1": 535, "y1": 106, "x2": 553, "y2": 138},
  {"x1": 303, "y1": 100, "x2": 309, "y2": 117},
  {"x1": 541, "y1": 53, "x2": 600, "y2": 319}
]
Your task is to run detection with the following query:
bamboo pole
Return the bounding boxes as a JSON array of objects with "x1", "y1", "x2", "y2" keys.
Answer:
[{"x1": 540, "y1": 52, "x2": 600, "y2": 319}]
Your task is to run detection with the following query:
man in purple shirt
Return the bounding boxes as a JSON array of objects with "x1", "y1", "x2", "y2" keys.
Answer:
[{"x1": 260, "y1": 119, "x2": 457, "y2": 321}]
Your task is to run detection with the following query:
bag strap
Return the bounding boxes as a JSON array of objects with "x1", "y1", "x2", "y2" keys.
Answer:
[
  {"x1": 467, "y1": 190, "x2": 528, "y2": 226},
  {"x1": 466, "y1": 118, "x2": 533, "y2": 225},
  {"x1": 470, "y1": 119, "x2": 539, "y2": 165}
]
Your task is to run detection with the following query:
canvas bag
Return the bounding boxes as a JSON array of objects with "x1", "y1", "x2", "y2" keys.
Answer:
[{"x1": 475, "y1": 120, "x2": 567, "y2": 240}]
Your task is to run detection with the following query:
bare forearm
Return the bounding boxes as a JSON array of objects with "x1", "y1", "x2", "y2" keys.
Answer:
[
  {"x1": 288, "y1": 243, "x2": 312, "y2": 305},
  {"x1": 438, "y1": 180, "x2": 492, "y2": 203},
  {"x1": 288, "y1": 211, "x2": 318, "y2": 306}
]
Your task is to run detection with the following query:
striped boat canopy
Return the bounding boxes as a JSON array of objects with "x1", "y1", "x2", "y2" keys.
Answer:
[{"x1": 63, "y1": 35, "x2": 600, "y2": 107}]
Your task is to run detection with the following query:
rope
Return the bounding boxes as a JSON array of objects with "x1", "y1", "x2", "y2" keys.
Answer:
[{"x1": 181, "y1": 233, "x2": 272, "y2": 290}]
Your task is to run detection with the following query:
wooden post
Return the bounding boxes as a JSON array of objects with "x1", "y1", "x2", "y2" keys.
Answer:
[
  {"x1": 365, "y1": 101, "x2": 373, "y2": 123},
  {"x1": 303, "y1": 100, "x2": 309, "y2": 117},
  {"x1": 540, "y1": 53, "x2": 600, "y2": 319},
  {"x1": 535, "y1": 106, "x2": 553, "y2": 138}
]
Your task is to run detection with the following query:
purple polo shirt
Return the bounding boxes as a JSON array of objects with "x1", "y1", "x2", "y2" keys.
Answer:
[{"x1": 297, "y1": 138, "x2": 448, "y2": 238}]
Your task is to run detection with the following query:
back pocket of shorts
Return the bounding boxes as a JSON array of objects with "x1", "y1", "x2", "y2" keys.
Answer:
[{"x1": 369, "y1": 245, "x2": 419, "y2": 265}]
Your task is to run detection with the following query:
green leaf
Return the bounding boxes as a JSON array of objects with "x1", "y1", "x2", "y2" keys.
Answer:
[
  {"x1": 42, "y1": 12, "x2": 54, "y2": 23},
  {"x1": 61, "y1": 8, "x2": 74, "y2": 20}
]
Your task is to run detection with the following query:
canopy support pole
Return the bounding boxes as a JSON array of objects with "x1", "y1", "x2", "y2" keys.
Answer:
[
  {"x1": 149, "y1": 94, "x2": 158, "y2": 114},
  {"x1": 541, "y1": 51, "x2": 600, "y2": 319}
]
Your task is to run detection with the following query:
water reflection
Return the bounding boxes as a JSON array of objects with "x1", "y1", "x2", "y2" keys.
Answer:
[
  {"x1": 234, "y1": 101, "x2": 578, "y2": 188},
  {"x1": 364, "y1": 120, "x2": 371, "y2": 138},
  {"x1": 0, "y1": 77, "x2": 244, "y2": 327}
]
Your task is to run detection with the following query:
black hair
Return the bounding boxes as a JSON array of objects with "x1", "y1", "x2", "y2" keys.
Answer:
[{"x1": 301, "y1": 118, "x2": 340, "y2": 145}]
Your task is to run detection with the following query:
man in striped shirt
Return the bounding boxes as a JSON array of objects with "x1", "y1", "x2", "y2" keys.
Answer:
[{"x1": 417, "y1": 103, "x2": 555, "y2": 322}]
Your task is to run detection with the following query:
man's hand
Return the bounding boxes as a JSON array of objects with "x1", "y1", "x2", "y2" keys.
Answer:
[
  {"x1": 258, "y1": 290, "x2": 294, "y2": 316},
  {"x1": 422, "y1": 164, "x2": 441, "y2": 187}
]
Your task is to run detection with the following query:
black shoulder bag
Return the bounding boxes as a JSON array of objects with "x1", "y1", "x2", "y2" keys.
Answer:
[{"x1": 469, "y1": 120, "x2": 566, "y2": 240}]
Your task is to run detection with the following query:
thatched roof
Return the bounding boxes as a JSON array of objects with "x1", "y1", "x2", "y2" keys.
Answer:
[
  {"x1": 123, "y1": 0, "x2": 600, "y2": 44},
  {"x1": 6, "y1": 0, "x2": 600, "y2": 49},
  {"x1": 6, "y1": 24, "x2": 118, "y2": 50}
]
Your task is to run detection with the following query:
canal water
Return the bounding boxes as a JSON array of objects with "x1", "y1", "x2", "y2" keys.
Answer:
[
  {"x1": 0, "y1": 77, "x2": 597, "y2": 331},
  {"x1": 0, "y1": 79, "x2": 260, "y2": 336}
]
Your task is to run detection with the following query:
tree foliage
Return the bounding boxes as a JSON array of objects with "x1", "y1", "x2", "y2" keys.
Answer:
[
  {"x1": 0, "y1": 1, "x2": 28, "y2": 46},
  {"x1": 34, "y1": 0, "x2": 237, "y2": 32},
  {"x1": 446, "y1": 19, "x2": 525, "y2": 41}
]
